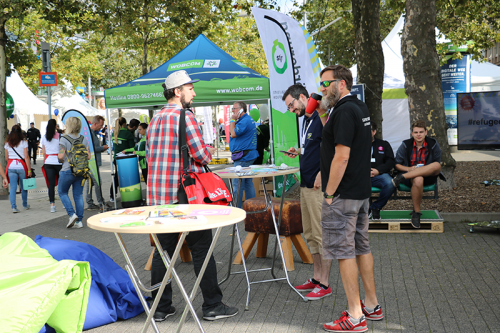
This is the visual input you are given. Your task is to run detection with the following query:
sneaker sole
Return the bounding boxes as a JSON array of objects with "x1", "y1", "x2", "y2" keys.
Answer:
[
  {"x1": 365, "y1": 314, "x2": 384, "y2": 321},
  {"x1": 324, "y1": 327, "x2": 368, "y2": 333},
  {"x1": 295, "y1": 287, "x2": 316, "y2": 292},
  {"x1": 154, "y1": 310, "x2": 177, "y2": 322},
  {"x1": 67, "y1": 216, "x2": 78, "y2": 228},
  {"x1": 203, "y1": 311, "x2": 238, "y2": 321},
  {"x1": 305, "y1": 292, "x2": 332, "y2": 301}
]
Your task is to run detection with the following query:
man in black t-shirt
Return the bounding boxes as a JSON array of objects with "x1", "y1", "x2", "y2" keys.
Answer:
[{"x1": 316, "y1": 65, "x2": 382, "y2": 332}]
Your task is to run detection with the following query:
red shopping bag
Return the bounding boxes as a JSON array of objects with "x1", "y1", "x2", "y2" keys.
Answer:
[{"x1": 181, "y1": 171, "x2": 232, "y2": 206}]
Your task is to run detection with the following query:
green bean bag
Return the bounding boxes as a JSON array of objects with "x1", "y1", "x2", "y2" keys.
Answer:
[{"x1": 0, "y1": 232, "x2": 91, "y2": 333}]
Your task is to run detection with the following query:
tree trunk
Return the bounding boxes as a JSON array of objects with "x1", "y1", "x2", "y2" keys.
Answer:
[
  {"x1": 351, "y1": 0, "x2": 384, "y2": 139},
  {"x1": 401, "y1": 0, "x2": 456, "y2": 189},
  {"x1": 0, "y1": 20, "x2": 9, "y2": 195}
]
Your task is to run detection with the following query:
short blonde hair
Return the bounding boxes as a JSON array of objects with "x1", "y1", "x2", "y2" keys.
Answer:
[{"x1": 65, "y1": 117, "x2": 82, "y2": 135}]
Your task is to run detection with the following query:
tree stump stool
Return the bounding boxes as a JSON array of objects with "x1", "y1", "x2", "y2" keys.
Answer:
[
  {"x1": 234, "y1": 197, "x2": 313, "y2": 271},
  {"x1": 144, "y1": 234, "x2": 192, "y2": 271}
]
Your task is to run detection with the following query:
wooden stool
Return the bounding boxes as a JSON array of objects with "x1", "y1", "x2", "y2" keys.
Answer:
[
  {"x1": 234, "y1": 197, "x2": 313, "y2": 271},
  {"x1": 144, "y1": 234, "x2": 192, "y2": 271}
]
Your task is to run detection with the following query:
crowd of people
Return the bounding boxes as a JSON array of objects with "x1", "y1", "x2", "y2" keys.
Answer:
[{"x1": 0, "y1": 66, "x2": 445, "y2": 331}]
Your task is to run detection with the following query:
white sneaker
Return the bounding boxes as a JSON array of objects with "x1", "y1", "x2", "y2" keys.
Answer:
[
  {"x1": 67, "y1": 214, "x2": 78, "y2": 228},
  {"x1": 73, "y1": 221, "x2": 83, "y2": 229},
  {"x1": 110, "y1": 198, "x2": 114, "y2": 203},
  {"x1": 50, "y1": 206, "x2": 56, "y2": 213}
]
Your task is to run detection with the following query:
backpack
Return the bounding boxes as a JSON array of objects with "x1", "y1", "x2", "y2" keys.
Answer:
[{"x1": 63, "y1": 135, "x2": 90, "y2": 185}]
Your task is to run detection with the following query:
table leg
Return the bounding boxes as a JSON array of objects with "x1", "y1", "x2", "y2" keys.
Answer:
[
  {"x1": 176, "y1": 227, "x2": 224, "y2": 331},
  {"x1": 114, "y1": 233, "x2": 160, "y2": 333},
  {"x1": 150, "y1": 233, "x2": 206, "y2": 333}
]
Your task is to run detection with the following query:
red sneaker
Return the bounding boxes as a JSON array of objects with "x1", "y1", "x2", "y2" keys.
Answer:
[
  {"x1": 360, "y1": 300, "x2": 384, "y2": 321},
  {"x1": 305, "y1": 285, "x2": 332, "y2": 300},
  {"x1": 294, "y1": 278, "x2": 319, "y2": 291},
  {"x1": 324, "y1": 311, "x2": 367, "y2": 332}
]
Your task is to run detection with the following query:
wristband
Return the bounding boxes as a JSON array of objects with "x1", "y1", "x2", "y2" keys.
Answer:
[
  {"x1": 28, "y1": 171, "x2": 32, "y2": 173},
  {"x1": 319, "y1": 112, "x2": 328, "y2": 118},
  {"x1": 230, "y1": 119, "x2": 236, "y2": 123}
]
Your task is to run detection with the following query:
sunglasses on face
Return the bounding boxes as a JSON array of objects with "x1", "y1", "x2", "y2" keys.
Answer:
[{"x1": 320, "y1": 79, "x2": 341, "y2": 88}]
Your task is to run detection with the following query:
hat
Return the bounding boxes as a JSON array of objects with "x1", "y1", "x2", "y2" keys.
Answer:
[{"x1": 164, "y1": 70, "x2": 199, "y2": 90}]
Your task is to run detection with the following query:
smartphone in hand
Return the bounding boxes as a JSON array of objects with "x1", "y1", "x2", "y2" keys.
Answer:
[{"x1": 280, "y1": 150, "x2": 298, "y2": 156}]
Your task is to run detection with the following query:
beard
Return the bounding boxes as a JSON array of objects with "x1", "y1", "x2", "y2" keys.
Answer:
[
  {"x1": 321, "y1": 85, "x2": 340, "y2": 110},
  {"x1": 295, "y1": 100, "x2": 306, "y2": 117},
  {"x1": 180, "y1": 92, "x2": 193, "y2": 109}
]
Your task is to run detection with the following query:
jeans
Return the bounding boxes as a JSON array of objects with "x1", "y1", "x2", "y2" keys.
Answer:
[
  {"x1": 44, "y1": 164, "x2": 62, "y2": 203},
  {"x1": 85, "y1": 171, "x2": 104, "y2": 206},
  {"x1": 8, "y1": 169, "x2": 27, "y2": 209},
  {"x1": 151, "y1": 229, "x2": 223, "y2": 313},
  {"x1": 370, "y1": 173, "x2": 395, "y2": 210},
  {"x1": 232, "y1": 158, "x2": 256, "y2": 208},
  {"x1": 58, "y1": 169, "x2": 84, "y2": 221}
]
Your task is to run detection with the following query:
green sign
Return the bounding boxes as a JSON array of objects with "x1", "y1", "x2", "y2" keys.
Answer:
[
  {"x1": 167, "y1": 59, "x2": 204, "y2": 71},
  {"x1": 105, "y1": 77, "x2": 270, "y2": 109},
  {"x1": 444, "y1": 41, "x2": 474, "y2": 54},
  {"x1": 6, "y1": 92, "x2": 14, "y2": 118}
]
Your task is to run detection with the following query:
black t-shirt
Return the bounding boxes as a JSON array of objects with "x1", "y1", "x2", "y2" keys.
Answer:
[{"x1": 320, "y1": 95, "x2": 371, "y2": 200}]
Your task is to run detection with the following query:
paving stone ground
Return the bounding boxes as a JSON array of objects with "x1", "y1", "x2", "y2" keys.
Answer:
[{"x1": 14, "y1": 216, "x2": 500, "y2": 333}]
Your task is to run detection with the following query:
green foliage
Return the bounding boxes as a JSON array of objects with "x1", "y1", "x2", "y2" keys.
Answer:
[{"x1": 289, "y1": 0, "x2": 401, "y2": 68}]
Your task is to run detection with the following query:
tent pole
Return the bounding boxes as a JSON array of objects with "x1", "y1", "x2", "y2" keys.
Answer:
[
  {"x1": 107, "y1": 107, "x2": 117, "y2": 210},
  {"x1": 267, "y1": 98, "x2": 276, "y2": 197}
]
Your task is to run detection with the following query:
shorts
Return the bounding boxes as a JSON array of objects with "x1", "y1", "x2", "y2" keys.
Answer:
[
  {"x1": 321, "y1": 196, "x2": 371, "y2": 260},
  {"x1": 402, "y1": 175, "x2": 438, "y2": 188}
]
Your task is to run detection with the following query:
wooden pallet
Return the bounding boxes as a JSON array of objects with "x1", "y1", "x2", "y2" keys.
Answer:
[{"x1": 369, "y1": 221, "x2": 444, "y2": 233}]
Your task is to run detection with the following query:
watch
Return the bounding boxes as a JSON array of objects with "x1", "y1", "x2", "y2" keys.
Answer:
[{"x1": 324, "y1": 192, "x2": 335, "y2": 199}]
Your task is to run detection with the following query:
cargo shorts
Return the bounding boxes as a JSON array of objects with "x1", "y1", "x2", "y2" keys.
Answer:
[{"x1": 321, "y1": 196, "x2": 371, "y2": 260}]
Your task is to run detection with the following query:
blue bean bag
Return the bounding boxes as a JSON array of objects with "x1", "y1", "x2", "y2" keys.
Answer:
[{"x1": 34, "y1": 236, "x2": 145, "y2": 330}]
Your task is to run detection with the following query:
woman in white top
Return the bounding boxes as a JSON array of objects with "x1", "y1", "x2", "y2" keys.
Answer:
[
  {"x1": 42, "y1": 119, "x2": 62, "y2": 213},
  {"x1": 4, "y1": 124, "x2": 32, "y2": 213}
]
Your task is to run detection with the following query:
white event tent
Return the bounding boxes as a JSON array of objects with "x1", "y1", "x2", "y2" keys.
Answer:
[{"x1": 351, "y1": 16, "x2": 500, "y2": 151}]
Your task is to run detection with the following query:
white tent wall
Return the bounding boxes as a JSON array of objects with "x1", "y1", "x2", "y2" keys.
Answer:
[{"x1": 352, "y1": 15, "x2": 500, "y2": 152}]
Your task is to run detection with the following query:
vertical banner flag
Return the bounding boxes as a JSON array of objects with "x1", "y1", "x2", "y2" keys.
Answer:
[
  {"x1": 224, "y1": 105, "x2": 231, "y2": 143},
  {"x1": 252, "y1": 7, "x2": 322, "y2": 196},
  {"x1": 62, "y1": 110, "x2": 100, "y2": 189},
  {"x1": 441, "y1": 50, "x2": 471, "y2": 145}
]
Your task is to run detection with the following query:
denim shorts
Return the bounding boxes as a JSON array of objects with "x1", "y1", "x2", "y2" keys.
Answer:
[{"x1": 321, "y1": 196, "x2": 371, "y2": 260}]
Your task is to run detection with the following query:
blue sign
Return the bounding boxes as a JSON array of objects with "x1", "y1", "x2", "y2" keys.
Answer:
[
  {"x1": 39, "y1": 72, "x2": 57, "y2": 86},
  {"x1": 351, "y1": 84, "x2": 365, "y2": 102},
  {"x1": 441, "y1": 55, "x2": 471, "y2": 145}
]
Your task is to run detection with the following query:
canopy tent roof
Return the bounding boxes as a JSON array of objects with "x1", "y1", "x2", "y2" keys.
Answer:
[
  {"x1": 6, "y1": 70, "x2": 56, "y2": 116},
  {"x1": 105, "y1": 34, "x2": 270, "y2": 109},
  {"x1": 52, "y1": 80, "x2": 105, "y2": 118}
]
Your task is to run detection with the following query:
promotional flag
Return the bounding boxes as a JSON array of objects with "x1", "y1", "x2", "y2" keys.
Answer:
[
  {"x1": 252, "y1": 7, "x2": 322, "y2": 196},
  {"x1": 224, "y1": 105, "x2": 231, "y2": 143},
  {"x1": 62, "y1": 110, "x2": 100, "y2": 189}
]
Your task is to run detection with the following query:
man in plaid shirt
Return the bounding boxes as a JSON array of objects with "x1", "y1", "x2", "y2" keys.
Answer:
[
  {"x1": 146, "y1": 70, "x2": 238, "y2": 322},
  {"x1": 392, "y1": 119, "x2": 443, "y2": 228}
]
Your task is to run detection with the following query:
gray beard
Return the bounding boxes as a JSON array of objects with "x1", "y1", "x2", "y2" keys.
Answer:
[{"x1": 321, "y1": 90, "x2": 340, "y2": 110}]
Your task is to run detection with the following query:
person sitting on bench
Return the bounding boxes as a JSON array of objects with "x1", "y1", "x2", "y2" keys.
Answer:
[
  {"x1": 369, "y1": 122, "x2": 395, "y2": 220},
  {"x1": 392, "y1": 119, "x2": 442, "y2": 228}
]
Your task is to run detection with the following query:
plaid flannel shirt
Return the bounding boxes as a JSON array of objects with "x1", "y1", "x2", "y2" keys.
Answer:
[
  {"x1": 146, "y1": 103, "x2": 212, "y2": 205},
  {"x1": 410, "y1": 139, "x2": 428, "y2": 166}
]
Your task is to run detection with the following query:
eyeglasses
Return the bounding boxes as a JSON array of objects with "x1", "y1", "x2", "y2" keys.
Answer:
[
  {"x1": 320, "y1": 79, "x2": 341, "y2": 88},
  {"x1": 287, "y1": 98, "x2": 296, "y2": 111}
]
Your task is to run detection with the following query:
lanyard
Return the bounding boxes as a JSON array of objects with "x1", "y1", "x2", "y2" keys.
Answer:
[{"x1": 301, "y1": 117, "x2": 314, "y2": 155}]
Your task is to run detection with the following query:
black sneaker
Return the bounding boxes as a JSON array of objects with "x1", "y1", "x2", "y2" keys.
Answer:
[
  {"x1": 392, "y1": 173, "x2": 405, "y2": 188},
  {"x1": 87, "y1": 204, "x2": 101, "y2": 210},
  {"x1": 411, "y1": 211, "x2": 422, "y2": 228},
  {"x1": 203, "y1": 303, "x2": 238, "y2": 321},
  {"x1": 372, "y1": 209, "x2": 381, "y2": 220},
  {"x1": 153, "y1": 306, "x2": 176, "y2": 322}
]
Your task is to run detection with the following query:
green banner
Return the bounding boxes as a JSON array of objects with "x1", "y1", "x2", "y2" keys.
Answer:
[
  {"x1": 271, "y1": 108, "x2": 300, "y2": 197},
  {"x1": 105, "y1": 77, "x2": 270, "y2": 109}
]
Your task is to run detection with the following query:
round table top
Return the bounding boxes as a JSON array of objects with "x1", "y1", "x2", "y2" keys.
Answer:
[
  {"x1": 215, "y1": 166, "x2": 299, "y2": 179},
  {"x1": 87, "y1": 204, "x2": 246, "y2": 234}
]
